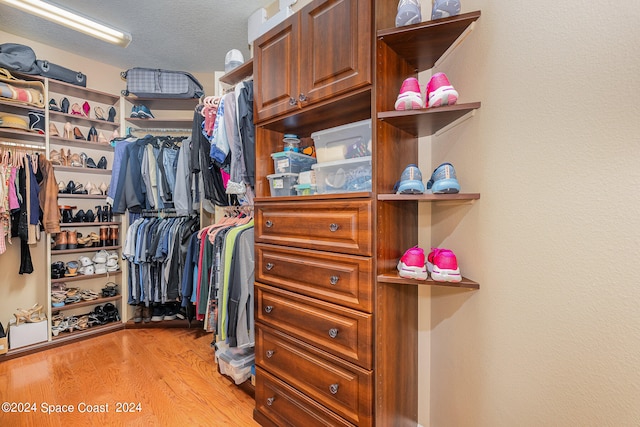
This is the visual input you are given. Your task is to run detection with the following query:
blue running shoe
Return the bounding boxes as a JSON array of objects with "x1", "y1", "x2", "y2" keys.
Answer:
[
  {"x1": 395, "y1": 164, "x2": 425, "y2": 194},
  {"x1": 431, "y1": 0, "x2": 461, "y2": 20},
  {"x1": 426, "y1": 162, "x2": 460, "y2": 194},
  {"x1": 130, "y1": 105, "x2": 140, "y2": 118},
  {"x1": 137, "y1": 104, "x2": 155, "y2": 119},
  {"x1": 396, "y1": 0, "x2": 422, "y2": 27}
]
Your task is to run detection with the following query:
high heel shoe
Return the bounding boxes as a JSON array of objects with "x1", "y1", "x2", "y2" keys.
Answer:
[
  {"x1": 98, "y1": 132, "x2": 108, "y2": 144},
  {"x1": 64, "y1": 122, "x2": 73, "y2": 139},
  {"x1": 86, "y1": 182, "x2": 101, "y2": 195},
  {"x1": 71, "y1": 103, "x2": 83, "y2": 116},
  {"x1": 96, "y1": 156, "x2": 107, "y2": 169},
  {"x1": 49, "y1": 98, "x2": 61, "y2": 111},
  {"x1": 49, "y1": 149, "x2": 63, "y2": 165},
  {"x1": 49, "y1": 122, "x2": 59, "y2": 137},
  {"x1": 60, "y1": 97, "x2": 70, "y2": 114},
  {"x1": 95, "y1": 205, "x2": 103, "y2": 222},
  {"x1": 87, "y1": 126, "x2": 98, "y2": 142},
  {"x1": 98, "y1": 182, "x2": 108, "y2": 195},
  {"x1": 82, "y1": 101, "x2": 90, "y2": 117},
  {"x1": 95, "y1": 106, "x2": 105, "y2": 120},
  {"x1": 107, "y1": 106, "x2": 116, "y2": 122},
  {"x1": 73, "y1": 126, "x2": 85, "y2": 140},
  {"x1": 69, "y1": 153, "x2": 83, "y2": 168}
]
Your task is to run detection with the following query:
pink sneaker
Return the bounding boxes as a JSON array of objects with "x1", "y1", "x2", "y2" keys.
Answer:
[
  {"x1": 425, "y1": 72, "x2": 458, "y2": 108},
  {"x1": 397, "y1": 246, "x2": 428, "y2": 280},
  {"x1": 394, "y1": 77, "x2": 423, "y2": 111},
  {"x1": 427, "y1": 248, "x2": 462, "y2": 282}
]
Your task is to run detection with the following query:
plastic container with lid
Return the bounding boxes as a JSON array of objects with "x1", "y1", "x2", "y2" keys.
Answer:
[
  {"x1": 283, "y1": 134, "x2": 301, "y2": 152},
  {"x1": 267, "y1": 172, "x2": 298, "y2": 197},
  {"x1": 271, "y1": 151, "x2": 317, "y2": 174},
  {"x1": 311, "y1": 119, "x2": 372, "y2": 163},
  {"x1": 294, "y1": 183, "x2": 317, "y2": 196},
  {"x1": 312, "y1": 156, "x2": 372, "y2": 194}
]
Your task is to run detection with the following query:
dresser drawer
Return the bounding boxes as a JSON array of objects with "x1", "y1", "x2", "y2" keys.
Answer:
[
  {"x1": 256, "y1": 326, "x2": 373, "y2": 426},
  {"x1": 256, "y1": 243, "x2": 373, "y2": 312},
  {"x1": 255, "y1": 200, "x2": 372, "y2": 256},
  {"x1": 256, "y1": 283, "x2": 372, "y2": 368},
  {"x1": 255, "y1": 366, "x2": 357, "y2": 427}
]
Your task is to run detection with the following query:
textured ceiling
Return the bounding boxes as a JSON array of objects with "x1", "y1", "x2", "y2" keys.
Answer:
[{"x1": 0, "y1": 0, "x2": 275, "y2": 73}]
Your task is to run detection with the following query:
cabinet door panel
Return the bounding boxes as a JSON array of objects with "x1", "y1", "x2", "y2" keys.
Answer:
[
  {"x1": 300, "y1": 0, "x2": 372, "y2": 105},
  {"x1": 256, "y1": 327, "x2": 373, "y2": 426},
  {"x1": 256, "y1": 283, "x2": 372, "y2": 369},
  {"x1": 255, "y1": 16, "x2": 300, "y2": 122}
]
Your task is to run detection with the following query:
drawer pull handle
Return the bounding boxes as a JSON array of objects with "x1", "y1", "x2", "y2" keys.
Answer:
[
  {"x1": 329, "y1": 223, "x2": 339, "y2": 232},
  {"x1": 328, "y1": 328, "x2": 339, "y2": 339},
  {"x1": 267, "y1": 397, "x2": 275, "y2": 406},
  {"x1": 265, "y1": 220, "x2": 273, "y2": 228},
  {"x1": 329, "y1": 275, "x2": 339, "y2": 285},
  {"x1": 266, "y1": 262, "x2": 274, "y2": 271},
  {"x1": 299, "y1": 93, "x2": 308, "y2": 102},
  {"x1": 289, "y1": 97, "x2": 297, "y2": 106},
  {"x1": 264, "y1": 305, "x2": 274, "y2": 314},
  {"x1": 329, "y1": 383, "x2": 339, "y2": 395},
  {"x1": 266, "y1": 350, "x2": 275, "y2": 358}
]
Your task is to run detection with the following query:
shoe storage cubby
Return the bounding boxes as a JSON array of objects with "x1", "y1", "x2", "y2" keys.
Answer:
[
  {"x1": 123, "y1": 96, "x2": 200, "y2": 132},
  {"x1": 252, "y1": 2, "x2": 482, "y2": 425}
]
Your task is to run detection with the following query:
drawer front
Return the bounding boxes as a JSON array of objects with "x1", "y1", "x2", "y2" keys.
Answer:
[
  {"x1": 256, "y1": 243, "x2": 373, "y2": 312},
  {"x1": 255, "y1": 367, "x2": 357, "y2": 427},
  {"x1": 256, "y1": 327, "x2": 373, "y2": 426},
  {"x1": 256, "y1": 283, "x2": 372, "y2": 368},
  {"x1": 255, "y1": 200, "x2": 372, "y2": 256}
]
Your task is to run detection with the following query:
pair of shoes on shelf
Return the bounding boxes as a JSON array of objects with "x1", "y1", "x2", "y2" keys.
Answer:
[
  {"x1": 394, "y1": 163, "x2": 460, "y2": 194},
  {"x1": 96, "y1": 106, "x2": 117, "y2": 122},
  {"x1": 394, "y1": 0, "x2": 460, "y2": 27},
  {"x1": 397, "y1": 246, "x2": 462, "y2": 282},
  {"x1": 53, "y1": 231, "x2": 78, "y2": 251},
  {"x1": 395, "y1": 73, "x2": 458, "y2": 110},
  {"x1": 70, "y1": 101, "x2": 91, "y2": 117},
  {"x1": 14, "y1": 304, "x2": 46, "y2": 325},
  {"x1": 130, "y1": 104, "x2": 154, "y2": 119},
  {"x1": 58, "y1": 180, "x2": 86, "y2": 194}
]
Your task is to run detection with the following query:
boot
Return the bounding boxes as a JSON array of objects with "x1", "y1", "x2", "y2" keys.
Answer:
[
  {"x1": 99, "y1": 226, "x2": 109, "y2": 247},
  {"x1": 60, "y1": 205, "x2": 74, "y2": 223},
  {"x1": 95, "y1": 206, "x2": 103, "y2": 223},
  {"x1": 53, "y1": 231, "x2": 68, "y2": 250},
  {"x1": 109, "y1": 226, "x2": 119, "y2": 246},
  {"x1": 67, "y1": 230, "x2": 78, "y2": 249},
  {"x1": 105, "y1": 205, "x2": 113, "y2": 222}
]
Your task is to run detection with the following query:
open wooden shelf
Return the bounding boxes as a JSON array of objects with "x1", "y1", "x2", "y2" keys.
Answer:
[
  {"x1": 219, "y1": 59, "x2": 253, "y2": 85},
  {"x1": 51, "y1": 295, "x2": 121, "y2": 310},
  {"x1": 49, "y1": 110, "x2": 120, "y2": 129},
  {"x1": 51, "y1": 271, "x2": 122, "y2": 284},
  {"x1": 58, "y1": 221, "x2": 119, "y2": 227},
  {"x1": 377, "y1": 272, "x2": 479, "y2": 289},
  {"x1": 0, "y1": 98, "x2": 45, "y2": 113},
  {"x1": 0, "y1": 128, "x2": 45, "y2": 145},
  {"x1": 378, "y1": 102, "x2": 481, "y2": 136},
  {"x1": 51, "y1": 245, "x2": 121, "y2": 255},
  {"x1": 49, "y1": 135, "x2": 114, "y2": 151},
  {"x1": 53, "y1": 165, "x2": 112, "y2": 175},
  {"x1": 51, "y1": 322, "x2": 124, "y2": 342},
  {"x1": 123, "y1": 96, "x2": 200, "y2": 110},
  {"x1": 125, "y1": 117, "x2": 193, "y2": 130},
  {"x1": 378, "y1": 192, "x2": 480, "y2": 201}
]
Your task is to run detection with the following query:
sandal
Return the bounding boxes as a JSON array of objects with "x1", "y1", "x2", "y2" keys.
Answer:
[
  {"x1": 95, "y1": 106, "x2": 105, "y2": 120},
  {"x1": 70, "y1": 103, "x2": 83, "y2": 115}
]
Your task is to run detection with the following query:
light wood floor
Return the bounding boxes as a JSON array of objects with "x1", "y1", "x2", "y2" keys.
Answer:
[{"x1": 0, "y1": 328, "x2": 259, "y2": 426}]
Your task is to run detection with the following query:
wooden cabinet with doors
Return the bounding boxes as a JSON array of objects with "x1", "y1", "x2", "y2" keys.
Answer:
[{"x1": 254, "y1": 0, "x2": 371, "y2": 123}]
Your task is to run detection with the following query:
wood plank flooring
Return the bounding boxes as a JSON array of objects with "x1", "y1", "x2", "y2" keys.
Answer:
[{"x1": 0, "y1": 328, "x2": 259, "y2": 426}]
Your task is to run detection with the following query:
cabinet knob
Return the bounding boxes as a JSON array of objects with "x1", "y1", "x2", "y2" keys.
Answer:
[
  {"x1": 289, "y1": 97, "x2": 297, "y2": 106},
  {"x1": 266, "y1": 262, "x2": 274, "y2": 271},
  {"x1": 298, "y1": 93, "x2": 308, "y2": 102},
  {"x1": 329, "y1": 383, "x2": 339, "y2": 395},
  {"x1": 329, "y1": 275, "x2": 339, "y2": 285},
  {"x1": 329, "y1": 223, "x2": 339, "y2": 232},
  {"x1": 266, "y1": 397, "x2": 275, "y2": 406},
  {"x1": 265, "y1": 220, "x2": 273, "y2": 228},
  {"x1": 264, "y1": 305, "x2": 274, "y2": 314},
  {"x1": 266, "y1": 350, "x2": 275, "y2": 358},
  {"x1": 328, "y1": 328, "x2": 339, "y2": 339}
]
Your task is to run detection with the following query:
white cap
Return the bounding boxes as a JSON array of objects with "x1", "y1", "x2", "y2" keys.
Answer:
[{"x1": 225, "y1": 49, "x2": 245, "y2": 73}]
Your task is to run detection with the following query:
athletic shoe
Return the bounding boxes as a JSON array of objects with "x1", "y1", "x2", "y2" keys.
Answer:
[
  {"x1": 397, "y1": 246, "x2": 428, "y2": 280},
  {"x1": 137, "y1": 104, "x2": 155, "y2": 119},
  {"x1": 426, "y1": 162, "x2": 460, "y2": 194},
  {"x1": 425, "y1": 72, "x2": 458, "y2": 108},
  {"x1": 431, "y1": 0, "x2": 461, "y2": 20},
  {"x1": 395, "y1": 164, "x2": 425, "y2": 194},
  {"x1": 395, "y1": 0, "x2": 422, "y2": 27},
  {"x1": 130, "y1": 105, "x2": 140, "y2": 118},
  {"x1": 151, "y1": 304, "x2": 165, "y2": 322},
  {"x1": 163, "y1": 303, "x2": 178, "y2": 321},
  {"x1": 394, "y1": 77, "x2": 423, "y2": 111},
  {"x1": 427, "y1": 248, "x2": 462, "y2": 282}
]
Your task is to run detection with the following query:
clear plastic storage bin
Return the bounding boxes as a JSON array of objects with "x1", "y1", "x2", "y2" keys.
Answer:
[
  {"x1": 311, "y1": 119, "x2": 372, "y2": 163},
  {"x1": 217, "y1": 347, "x2": 255, "y2": 385},
  {"x1": 294, "y1": 183, "x2": 317, "y2": 196},
  {"x1": 312, "y1": 156, "x2": 372, "y2": 194},
  {"x1": 271, "y1": 151, "x2": 317, "y2": 174},
  {"x1": 267, "y1": 172, "x2": 298, "y2": 197}
]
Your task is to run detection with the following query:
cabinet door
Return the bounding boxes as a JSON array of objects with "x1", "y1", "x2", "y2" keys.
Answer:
[
  {"x1": 254, "y1": 15, "x2": 300, "y2": 122},
  {"x1": 299, "y1": 0, "x2": 372, "y2": 106}
]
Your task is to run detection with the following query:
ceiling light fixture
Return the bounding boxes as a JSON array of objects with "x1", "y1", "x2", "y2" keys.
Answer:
[{"x1": 0, "y1": 0, "x2": 132, "y2": 47}]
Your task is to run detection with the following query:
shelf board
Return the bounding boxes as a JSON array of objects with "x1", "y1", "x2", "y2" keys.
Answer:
[
  {"x1": 49, "y1": 110, "x2": 120, "y2": 129},
  {"x1": 123, "y1": 96, "x2": 200, "y2": 110},
  {"x1": 378, "y1": 272, "x2": 479, "y2": 289},
  {"x1": 53, "y1": 165, "x2": 112, "y2": 175},
  {"x1": 125, "y1": 117, "x2": 193, "y2": 130},
  {"x1": 57, "y1": 193, "x2": 108, "y2": 200},
  {"x1": 377, "y1": 11, "x2": 481, "y2": 72},
  {"x1": 48, "y1": 81, "x2": 120, "y2": 105},
  {"x1": 58, "y1": 221, "x2": 119, "y2": 227},
  {"x1": 378, "y1": 192, "x2": 480, "y2": 201},
  {"x1": 254, "y1": 191, "x2": 372, "y2": 203},
  {"x1": 51, "y1": 245, "x2": 121, "y2": 255},
  {"x1": 378, "y1": 102, "x2": 480, "y2": 136},
  {"x1": 52, "y1": 271, "x2": 122, "y2": 283},
  {"x1": 51, "y1": 295, "x2": 121, "y2": 311},
  {"x1": 49, "y1": 135, "x2": 114, "y2": 151},
  {"x1": 0, "y1": 128, "x2": 46, "y2": 145},
  {"x1": 0, "y1": 98, "x2": 45, "y2": 112},
  {"x1": 219, "y1": 59, "x2": 253, "y2": 85},
  {"x1": 51, "y1": 322, "x2": 125, "y2": 342}
]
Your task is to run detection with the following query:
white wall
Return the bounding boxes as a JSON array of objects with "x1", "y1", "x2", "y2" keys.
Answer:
[{"x1": 426, "y1": 1, "x2": 640, "y2": 426}]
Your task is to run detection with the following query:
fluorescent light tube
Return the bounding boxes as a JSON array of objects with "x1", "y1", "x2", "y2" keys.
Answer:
[{"x1": 0, "y1": 0, "x2": 132, "y2": 47}]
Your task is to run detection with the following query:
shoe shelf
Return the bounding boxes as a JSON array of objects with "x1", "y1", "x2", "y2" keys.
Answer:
[
  {"x1": 51, "y1": 271, "x2": 122, "y2": 284},
  {"x1": 378, "y1": 272, "x2": 479, "y2": 289},
  {"x1": 51, "y1": 245, "x2": 121, "y2": 255},
  {"x1": 219, "y1": 59, "x2": 253, "y2": 85},
  {"x1": 58, "y1": 194, "x2": 108, "y2": 200},
  {"x1": 378, "y1": 192, "x2": 480, "y2": 201},
  {"x1": 58, "y1": 221, "x2": 119, "y2": 227},
  {"x1": 125, "y1": 117, "x2": 193, "y2": 130},
  {"x1": 48, "y1": 110, "x2": 121, "y2": 129},
  {"x1": 0, "y1": 128, "x2": 46, "y2": 145},
  {"x1": 0, "y1": 98, "x2": 45, "y2": 113},
  {"x1": 51, "y1": 322, "x2": 124, "y2": 342},
  {"x1": 378, "y1": 102, "x2": 481, "y2": 136},
  {"x1": 48, "y1": 135, "x2": 114, "y2": 151},
  {"x1": 377, "y1": 11, "x2": 481, "y2": 72},
  {"x1": 51, "y1": 294, "x2": 121, "y2": 310},
  {"x1": 48, "y1": 80, "x2": 120, "y2": 106},
  {"x1": 123, "y1": 96, "x2": 200, "y2": 111},
  {"x1": 53, "y1": 165, "x2": 112, "y2": 175}
]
